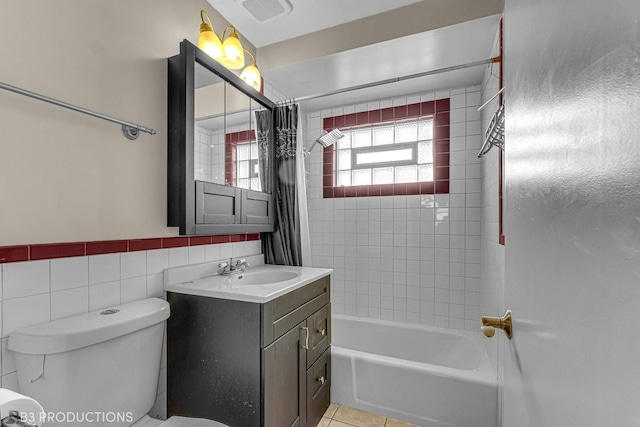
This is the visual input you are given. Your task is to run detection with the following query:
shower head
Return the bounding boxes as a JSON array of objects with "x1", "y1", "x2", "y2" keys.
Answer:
[
  {"x1": 304, "y1": 129, "x2": 345, "y2": 157},
  {"x1": 316, "y1": 129, "x2": 344, "y2": 148}
]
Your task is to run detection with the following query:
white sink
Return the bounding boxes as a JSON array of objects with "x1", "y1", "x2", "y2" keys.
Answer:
[
  {"x1": 225, "y1": 270, "x2": 300, "y2": 285},
  {"x1": 164, "y1": 263, "x2": 332, "y2": 303}
]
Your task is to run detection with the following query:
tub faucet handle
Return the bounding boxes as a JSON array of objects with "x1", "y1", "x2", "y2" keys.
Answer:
[{"x1": 481, "y1": 310, "x2": 512, "y2": 339}]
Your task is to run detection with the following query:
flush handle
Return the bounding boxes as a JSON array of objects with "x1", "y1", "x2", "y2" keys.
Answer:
[
  {"x1": 318, "y1": 376, "x2": 326, "y2": 385},
  {"x1": 317, "y1": 328, "x2": 326, "y2": 336},
  {"x1": 481, "y1": 310, "x2": 513, "y2": 339}
]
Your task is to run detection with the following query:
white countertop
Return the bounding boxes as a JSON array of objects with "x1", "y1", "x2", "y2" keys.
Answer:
[{"x1": 164, "y1": 264, "x2": 332, "y2": 303}]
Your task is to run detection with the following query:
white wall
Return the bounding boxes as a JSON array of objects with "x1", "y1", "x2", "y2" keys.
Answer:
[
  {"x1": 0, "y1": 0, "x2": 256, "y2": 246},
  {"x1": 305, "y1": 86, "x2": 484, "y2": 330}
]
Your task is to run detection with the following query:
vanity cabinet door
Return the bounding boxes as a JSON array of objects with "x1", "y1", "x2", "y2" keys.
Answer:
[
  {"x1": 306, "y1": 348, "x2": 331, "y2": 427},
  {"x1": 263, "y1": 321, "x2": 307, "y2": 427}
]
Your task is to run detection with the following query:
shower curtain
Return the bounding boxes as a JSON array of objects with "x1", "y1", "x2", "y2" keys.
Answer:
[
  {"x1": 260, "y1": 103, "x2": 311, "y2": 266},
  {"x1": 296, "y1": 109, "x2": 312, "y2": 266}
]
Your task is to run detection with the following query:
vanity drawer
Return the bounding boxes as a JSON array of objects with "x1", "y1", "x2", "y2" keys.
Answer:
[
  {"x1": 262, "y1": 275, "x2": 330, "y2": 346},
  {"x1": 306, "y1": 347, "x2": 331, "y2": 427},
  {"x1": 307, "y1": 303, "x2": 331, "y2": 368}
]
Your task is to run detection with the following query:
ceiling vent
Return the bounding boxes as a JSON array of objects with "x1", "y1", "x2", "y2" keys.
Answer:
[{"x1": 238, "y1": 0, "x2": 292, "y2": 22}]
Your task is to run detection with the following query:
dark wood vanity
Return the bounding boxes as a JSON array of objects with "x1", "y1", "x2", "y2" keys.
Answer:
[{"x1": 166, "y1": 275, "x2": 331, "y2": 427}]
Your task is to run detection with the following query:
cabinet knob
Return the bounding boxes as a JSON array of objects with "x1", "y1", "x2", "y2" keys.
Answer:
[
  {"x1": 318, "y1": 376, "x2": 326, "y2": 385},
  {"x1": 317, "y1": 328, "x2": 326, "y2": 336}
]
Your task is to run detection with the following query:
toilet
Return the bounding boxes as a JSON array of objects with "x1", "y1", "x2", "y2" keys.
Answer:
[{"x1": 8, "y1": 298, "x2": 226, "y2": 427}]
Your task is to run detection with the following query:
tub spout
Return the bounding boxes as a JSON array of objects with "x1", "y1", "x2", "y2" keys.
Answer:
[{"x1": 481, "y1": 310, "x2": 512, "y2": 339}]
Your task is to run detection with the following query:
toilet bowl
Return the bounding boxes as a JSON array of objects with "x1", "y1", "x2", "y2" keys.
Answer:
[{"x1": 8, "y1": 298, "x2": 227, "y2": 427}]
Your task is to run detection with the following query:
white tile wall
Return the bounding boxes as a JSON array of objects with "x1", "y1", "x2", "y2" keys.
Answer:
[
  {"x1": 194, "y1": 125, "x2": 225, "y2": 185},
  {"x1": 305, "y1": 85, "x2": 483, "y2": 331},
  {"x1": 0, "y1": 240, "x2": 262, "y2": 420}
]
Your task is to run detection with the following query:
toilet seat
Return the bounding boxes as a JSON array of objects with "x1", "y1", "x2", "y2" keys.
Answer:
[{"x1": 160, "y1": 416, "x2": 228, "y2": 427}]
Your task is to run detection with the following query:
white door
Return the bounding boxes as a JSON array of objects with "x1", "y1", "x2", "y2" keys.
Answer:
[{"x1": 502, "y1": 0, "x2": 640, "y2": 426}]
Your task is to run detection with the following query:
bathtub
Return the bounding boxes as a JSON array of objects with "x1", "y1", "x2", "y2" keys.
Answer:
[{"x1": 331, "y1": 315, "x2": 498, "y2": 427}]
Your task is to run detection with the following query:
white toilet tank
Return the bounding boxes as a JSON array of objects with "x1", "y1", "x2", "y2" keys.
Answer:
[{"x1": 8, "y1": 298, "x2": 170, "y2": 427}]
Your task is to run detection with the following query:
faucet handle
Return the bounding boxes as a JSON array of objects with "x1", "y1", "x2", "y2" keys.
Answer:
[{"x1": 218, "y1": 262, "x2": 228, "y2": 269}]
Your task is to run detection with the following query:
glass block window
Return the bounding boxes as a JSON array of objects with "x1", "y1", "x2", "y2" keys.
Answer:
[
  {"x1": 322, "y1": 98, "x2": 451, "y2": 198},
  {"x1": 335, "y1": 119, "x2": 433, "y2": 187},
  {"x1": 235, "y1": 142, "x2": 261, "y2": 191}
]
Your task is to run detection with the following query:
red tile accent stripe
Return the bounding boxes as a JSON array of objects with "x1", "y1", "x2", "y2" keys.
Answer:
[
  {"x1": 0, "y1": 234, "x2": 261, "y2": 264},
  {"x1": 129, "y1": 238, "x2": 163, "y2": 252},
  {"x1": 161, "y1": 237, "x2": 189, "y2": 249},
  {"x1": 189, "y1": 236, "x2": 213, "y2": 246},
  {"x1": 31, "y1": 243, "x2": 85, "y2": 260},
  {"x1": 323, "y1": 98, "x2": 450, "y2": 198},
  {"x1": 86, "y1": 240, "x2": 129, "y2": 256},
  {"x1": 0, "y1": 246, "x2": 29, "y2": 263}
]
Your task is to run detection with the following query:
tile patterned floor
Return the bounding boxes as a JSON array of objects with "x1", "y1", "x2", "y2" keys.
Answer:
[{"x1": 317, "y1": 403, "x2": 420, "y2": 427}]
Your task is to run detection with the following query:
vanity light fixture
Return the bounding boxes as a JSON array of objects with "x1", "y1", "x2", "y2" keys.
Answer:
[
  {"x1": 240, "y1": 49, "x2": 261, "y2": 91},
  {"x1": 198, "y1": 10, "x2": 260, "y2": 90},
  {"x1": 219, "y1": 26, "x2": 245, "y2": 69},
  {"x1": 198, "y1": 10, "x2": 223, "y2": 59}
]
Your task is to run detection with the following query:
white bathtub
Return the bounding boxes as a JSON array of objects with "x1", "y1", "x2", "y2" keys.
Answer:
[{"x1": 331, "y1": 315, "x2": 498, "y2": 427}]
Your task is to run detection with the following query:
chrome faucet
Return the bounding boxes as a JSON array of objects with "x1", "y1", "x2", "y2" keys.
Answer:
[{"x1": 218, "y1": 258, "x2": 250, "y2": 275}]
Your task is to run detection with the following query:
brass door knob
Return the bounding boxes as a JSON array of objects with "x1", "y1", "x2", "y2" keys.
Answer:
[{"x1": 481, "y1": 310, "x2": 512, "y2": 339}]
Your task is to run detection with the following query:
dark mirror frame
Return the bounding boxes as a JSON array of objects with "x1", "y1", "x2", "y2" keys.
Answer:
[{"x1": 168, "y1": 39, "x2": 276, "y2": 235}]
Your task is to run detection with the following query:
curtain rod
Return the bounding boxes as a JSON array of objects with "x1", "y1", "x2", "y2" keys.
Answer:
[
  {"x1": 0, "y1": 81, "x2": 156, "y2": 140},
  {"x1": 294, "y1": 57, "x2": 500, "y2": 103}
]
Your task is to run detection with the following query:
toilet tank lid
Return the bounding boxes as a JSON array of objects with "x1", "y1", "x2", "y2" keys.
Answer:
[{"x1": 8, "y1": 298, "x2": 170, "y2": 355}]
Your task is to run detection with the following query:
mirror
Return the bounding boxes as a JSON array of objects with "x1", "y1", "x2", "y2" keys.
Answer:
[
  {"x1": 168, "y1": 40, "x2": 275, "y2": 235},
  {"x1": 194, "y1": 62, "x2": 265, "y2": 192}
]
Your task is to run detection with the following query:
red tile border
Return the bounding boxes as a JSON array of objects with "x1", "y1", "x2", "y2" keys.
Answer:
[
  {"x1": 129, "y1": 238, "x2": 163, "y2": 252},
  {"x1": 0, "y1": 234, "x2": 261, "y2": 264},
  {"x1": 31, "y1": 243, "x2": 85, "y2": 260},
  {"x1": 162, "y1": 237, "x2": 190, "y2": 248},
  {"x1": 212, "y1": 235, "x2": 231, "y2": 244},
  {"x1": 0, "y1": 246, "x2": 29, "y2": 263},
  {"x1": 323, "y1": 98, "x2": 450, "y2": 198},
  {"x1": 189, "y1": 236, "x2": 213, "y2": 246},
  {"x1": 86, "y1": 240, "x2": 129, "y2": 255}
]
